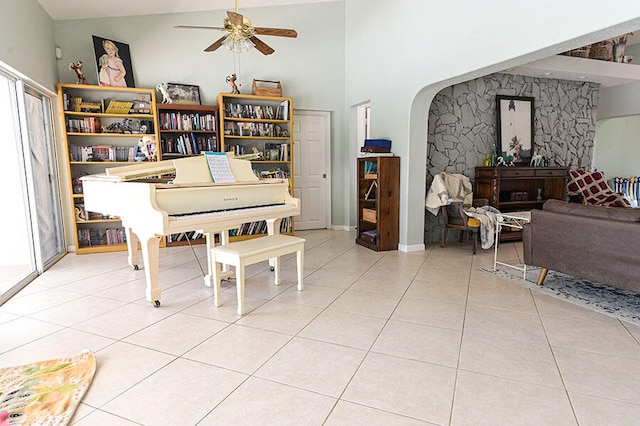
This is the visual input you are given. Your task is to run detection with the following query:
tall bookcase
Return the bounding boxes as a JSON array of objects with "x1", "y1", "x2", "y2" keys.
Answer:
[
  {"x1": 157, "y1": 103, "x2": 218, "y2": 160},
  {"x1": 157, "y1": 103, "x2": 219, "y2": 246},
  {"x1": 58, "y1": 83, "x2": 160, "y2": 254},
  {"x1": 218, "y1": 93, "x2": 294, "y2": 239},
  {"x1": 356, "y1": 156, "x2": 400, "y2": 251}
]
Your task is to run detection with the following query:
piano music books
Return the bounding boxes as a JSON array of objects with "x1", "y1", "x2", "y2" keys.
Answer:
[{"x1": 204, "y1": 151, "x2": 236, "y2": 183}]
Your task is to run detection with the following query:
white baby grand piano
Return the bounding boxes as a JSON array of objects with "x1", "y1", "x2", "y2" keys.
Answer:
[{"x1": 81, "y1": 154, "x2": 300, "y2": 306}]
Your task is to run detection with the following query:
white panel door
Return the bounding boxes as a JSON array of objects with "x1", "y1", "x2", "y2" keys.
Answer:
[{"x1": 293, "y1": 111, "x2": 330, "y2": 230}]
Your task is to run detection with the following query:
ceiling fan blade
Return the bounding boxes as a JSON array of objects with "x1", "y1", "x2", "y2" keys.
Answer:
[
  {"x1": 175, "y1": 25, "x2": 226, "y2": 31},
  {"x1": 250, "y1": 36, "x2": 275, "y2": 55},
  {"x1": 254, "y1": 27, "x2": 298, "y2": 38},
  {"x1": 204, "y1": 36, "x2": 228, "y2": 52},
  {"x1": 227, "y1": 11, "x2": 244, "y2": 26}
]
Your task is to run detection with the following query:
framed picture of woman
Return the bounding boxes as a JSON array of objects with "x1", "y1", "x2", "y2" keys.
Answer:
[
  {"x1": 92, "y1": 35, "x2": 135, "y2": 88},
  {"x1": 496, "y1": 95, "x2": 534, "y2": 165}
]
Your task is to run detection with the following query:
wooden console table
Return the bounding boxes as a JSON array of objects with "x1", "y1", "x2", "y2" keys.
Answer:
[{"x1": 475, "y1": 166, "x2": 568, "y2": 241}]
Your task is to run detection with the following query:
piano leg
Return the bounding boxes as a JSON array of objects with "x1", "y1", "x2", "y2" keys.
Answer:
[
  {"x1": 139, "y1": 234, "x2": 163, "y2": 307},
  {"x1": 125, "y1": 227, "x2": 140, "y2": 270}
]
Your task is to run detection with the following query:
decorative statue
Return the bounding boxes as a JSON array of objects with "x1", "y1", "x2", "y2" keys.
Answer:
[
  {"x1": 69, "y1": 60, "x2": 87, "y2": 85},
  {"x1": 155, "y1": 81, "x2": 173, "y2": 104},
  {"x1": 226, "y1": 74, "x2": 240, "y2": 94},
  {"x1": 530, "y1": 154, "x2": 544, "y2": 167},
  {"x1": 497, "y1": 155, "x2": 515, "y2": 167}
]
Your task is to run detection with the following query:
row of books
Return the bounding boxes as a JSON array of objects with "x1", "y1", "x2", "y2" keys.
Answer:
[
  {"x1": 223, "y1": 100, "x2": 290, "y2": 120},
  {"x1": 69, "y1": 143, "x2": 156, "y2": 162},
  {"x1": 159, "y1": 112, "x2": 216, "y2": 132},
  {"x1": 223, "y1": 122, "x2": 288, "y2": 138},
  {"x1": 77, "y1": 228, "x2": 126, "y2": 247},
  {"x1": 253, "y1": 168, "x2": 290, "y2": 179},
  {"x1": 67, "y1": 117, "x2": 101, "y2": 133},
  {"x1": 166, "y1": 231, "x2": 204, "y2": 243},
  {"x1": 63, "y1": 94, "x2": 146, "y2": 115},
  {"x1": 161, "y1": 134, "x2": 217, "y2": 155},
  {"x1": 228, "y1": 217, "x2": 293, "y2": 236}
]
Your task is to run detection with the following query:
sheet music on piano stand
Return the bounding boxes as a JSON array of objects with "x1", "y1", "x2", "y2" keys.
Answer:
[{"x1": 204, "y1": 151, "x2": 236, "y2": 183}]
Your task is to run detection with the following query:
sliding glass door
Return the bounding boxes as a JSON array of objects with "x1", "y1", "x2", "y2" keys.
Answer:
[
  {"x1": 0, "y1": 71, "x2": 65, "y2": 304},
  {"x1": 21, "y1": 84, "x2": 65, "y2": 267}
]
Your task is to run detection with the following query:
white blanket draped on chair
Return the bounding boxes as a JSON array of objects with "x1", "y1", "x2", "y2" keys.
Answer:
[
  {"x1": 464, "y1": 205, "x2": 500, "y2": 249},
  {"x1": 426, "y1": 172, "x2": 499, "y2": 249},
  {"x1": 425, "y1": 172, "x2": 473, "y2": 216}
]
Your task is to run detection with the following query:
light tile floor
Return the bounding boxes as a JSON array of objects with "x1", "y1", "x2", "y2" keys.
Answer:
[{"x1": 2, "y1": 229, "x2": 640, "y2": 425}]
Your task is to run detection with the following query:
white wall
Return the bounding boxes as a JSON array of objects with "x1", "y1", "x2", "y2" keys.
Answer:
[
  {"x1": 345, "y1": 0, "x2": 640, "y2": 251},
  {"x1": 594, "y1": 116, "x2": 640, "y2": 177},
  {"x1": 0, "y1": 0, "x2": 57, "y2": 90}
]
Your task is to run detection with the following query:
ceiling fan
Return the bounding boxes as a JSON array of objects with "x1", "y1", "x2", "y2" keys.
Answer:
[{"x1": 175, "y1": 1, "x2": 298, "y2": 55}]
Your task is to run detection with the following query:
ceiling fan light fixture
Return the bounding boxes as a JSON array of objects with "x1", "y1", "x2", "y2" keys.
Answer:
[{"x1": 222, "y1": 34, "x2": 254, "y2": 53}]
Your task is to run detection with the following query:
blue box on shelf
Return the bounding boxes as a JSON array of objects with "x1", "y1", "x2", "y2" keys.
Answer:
[{"x1": 364, "y1": 139, "x2": 392, "y2": 150}]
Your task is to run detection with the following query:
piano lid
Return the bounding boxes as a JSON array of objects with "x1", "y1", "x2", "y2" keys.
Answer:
[{"x1": 99, "y1": 153, "x2": 259, "y2": 183}]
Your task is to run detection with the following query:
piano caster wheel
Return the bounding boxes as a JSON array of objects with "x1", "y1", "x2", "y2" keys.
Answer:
[
  {"x1": 270, "y1": 267, "x2": 275, "y2": 271},
  {"x1": 133, "y1": 265, "x2": 139, "y2": 271},
  {"x1": 152, "y1": 300, "x2": 161, "y2": 308}
]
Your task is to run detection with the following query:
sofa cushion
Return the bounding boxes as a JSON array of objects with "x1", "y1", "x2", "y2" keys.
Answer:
[
  {"x1": 567, "y1": 169, "x2": 631, "y2": 207},
  {"x1": 543, "y1": 199, "x2": 640, "y2": 223}
]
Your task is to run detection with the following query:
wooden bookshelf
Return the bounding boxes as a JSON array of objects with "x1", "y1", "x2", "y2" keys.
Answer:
[
  {"x1": 58, "y1": 83, "x2": 160, "y2": 254},
  {"x1": 156, "y1": 103, "x2": 219, "y2": 247},
  {"x1": 218, "y1": 93, "x2": 295, "y2": 239},
  {"x1": 356, "y1": 156, "x2": 400, "y2": 251}
]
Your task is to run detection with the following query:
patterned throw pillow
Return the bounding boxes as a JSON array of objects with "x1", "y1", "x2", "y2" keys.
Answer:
[{"x1": 567, "y1": 169, "x2": 631, "y2": 207}]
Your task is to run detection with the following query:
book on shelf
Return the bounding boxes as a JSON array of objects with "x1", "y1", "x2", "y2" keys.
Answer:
[{"x1": 276, "y1": 100, "x2": 290, "y2": 120}]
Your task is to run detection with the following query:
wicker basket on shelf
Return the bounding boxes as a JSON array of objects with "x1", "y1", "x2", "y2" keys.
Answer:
[
  {"x1": 562, "y1": 46, "x2": 591, "y2": 58},
  {"x1": 589, "y1": 40, "x2": 614, "y2": 61}
]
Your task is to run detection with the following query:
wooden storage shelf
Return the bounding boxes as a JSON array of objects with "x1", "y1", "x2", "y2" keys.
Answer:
[
  {"x1": 356, "y1": 156, "x2": 400, "y2": 251},
  {"x1": 218, "y1": 93, "x2": 295, "y2": 241},
  {"x1": 59, "y1": 83, "x2": 161, "y2": 254},
  {"x1": 156, "y1": 103, "x2": 219, "y2": 247},
  {"x1": 475, "y1": 166, "x2": 568, "y2": 241}
]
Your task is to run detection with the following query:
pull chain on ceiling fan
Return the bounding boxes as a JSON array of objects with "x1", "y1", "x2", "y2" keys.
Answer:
[{"x1": 174, "y1": 0, "x2": 298, "y2": 55}]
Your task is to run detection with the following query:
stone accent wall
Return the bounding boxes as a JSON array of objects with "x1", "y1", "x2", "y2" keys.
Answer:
[{"x1": 425, "y1": 73, "x2": 600, "y2": 243}]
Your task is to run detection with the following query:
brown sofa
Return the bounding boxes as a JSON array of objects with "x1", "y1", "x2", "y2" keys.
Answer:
[{"x1": 523, "y1": 199, "x2": 640, "y2": 292}]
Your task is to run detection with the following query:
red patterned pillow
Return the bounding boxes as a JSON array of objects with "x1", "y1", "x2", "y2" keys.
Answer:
[{"x1": 567, "y1": 169, "x2": 631, "y2": 207}]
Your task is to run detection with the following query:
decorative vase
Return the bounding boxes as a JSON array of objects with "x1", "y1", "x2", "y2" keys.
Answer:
[{"x1": 536, "y1": 188, "x2": 543, "y2": 201}]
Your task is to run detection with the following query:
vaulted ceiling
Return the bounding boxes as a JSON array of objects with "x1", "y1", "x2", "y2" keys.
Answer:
[{"x1": 36, "y1": 0, "x2": 333, "y2": 20}]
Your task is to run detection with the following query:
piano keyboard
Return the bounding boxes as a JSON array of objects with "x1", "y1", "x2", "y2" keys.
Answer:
[{"x1": 170, "y1": 203, "x2": 289, "y2": 220}]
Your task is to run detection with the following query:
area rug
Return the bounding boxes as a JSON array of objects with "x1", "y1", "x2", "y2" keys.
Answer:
[
  {"x1": 0, "y1": 350, "x2": 95, "y2": 425},
  {"x1": 482, "y1": 265, "x2": 640, "y2": 326}
]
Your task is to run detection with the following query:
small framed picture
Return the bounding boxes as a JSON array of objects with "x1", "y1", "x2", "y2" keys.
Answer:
[
  {"x1": 166, "y1": 83, "x2": 201, "y2": 105},
  {"x1": 496, "y1": 95, "x2": 534, "y2": 165}
]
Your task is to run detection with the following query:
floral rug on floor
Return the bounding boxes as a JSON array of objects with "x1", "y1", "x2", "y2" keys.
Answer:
[
  {"x1": 482, "y1": 265, "x2": 640, "y2": 326},
  {"x1": 0, "y1": 350, "x2": 95, "y2": 425}
]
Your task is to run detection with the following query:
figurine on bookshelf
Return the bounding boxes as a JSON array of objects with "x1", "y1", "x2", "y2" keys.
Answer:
[
  {"x1": 135, "y1": 135, "x2": 156, "y2": 161},
  {"x1": 155, "y1": 81, "x2": 173, "y2": 104},
  {"x1": 226, "y1": 74, "x2": 240, "y2": 94},
  {"x1": 69, "y1": 60, "x2": 87, "y2": 85}
]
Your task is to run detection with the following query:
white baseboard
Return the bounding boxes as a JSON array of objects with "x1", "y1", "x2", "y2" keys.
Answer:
[
  {"x1": 398, "y1": 243, "x2": 425, "y2": 252},
  {"x1": 331, "y1": 225, "x2": 356, "y2": 231}
]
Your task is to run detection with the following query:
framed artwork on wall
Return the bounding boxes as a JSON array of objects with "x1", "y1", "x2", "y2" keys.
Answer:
[
  {"x1": 165, "y1": 83, "x2": 201, "y2": 105},
  {"x1": 92, "y1": 35, "x2": 135, "y2": 88},
  {"x1": 496, "y1": 95, "x2": 534, "y2": 165}
]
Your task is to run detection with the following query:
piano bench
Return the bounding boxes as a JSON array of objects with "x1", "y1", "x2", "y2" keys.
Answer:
[{"x1": 210, "y1": 234, "x2": 305, "y2": 316}]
